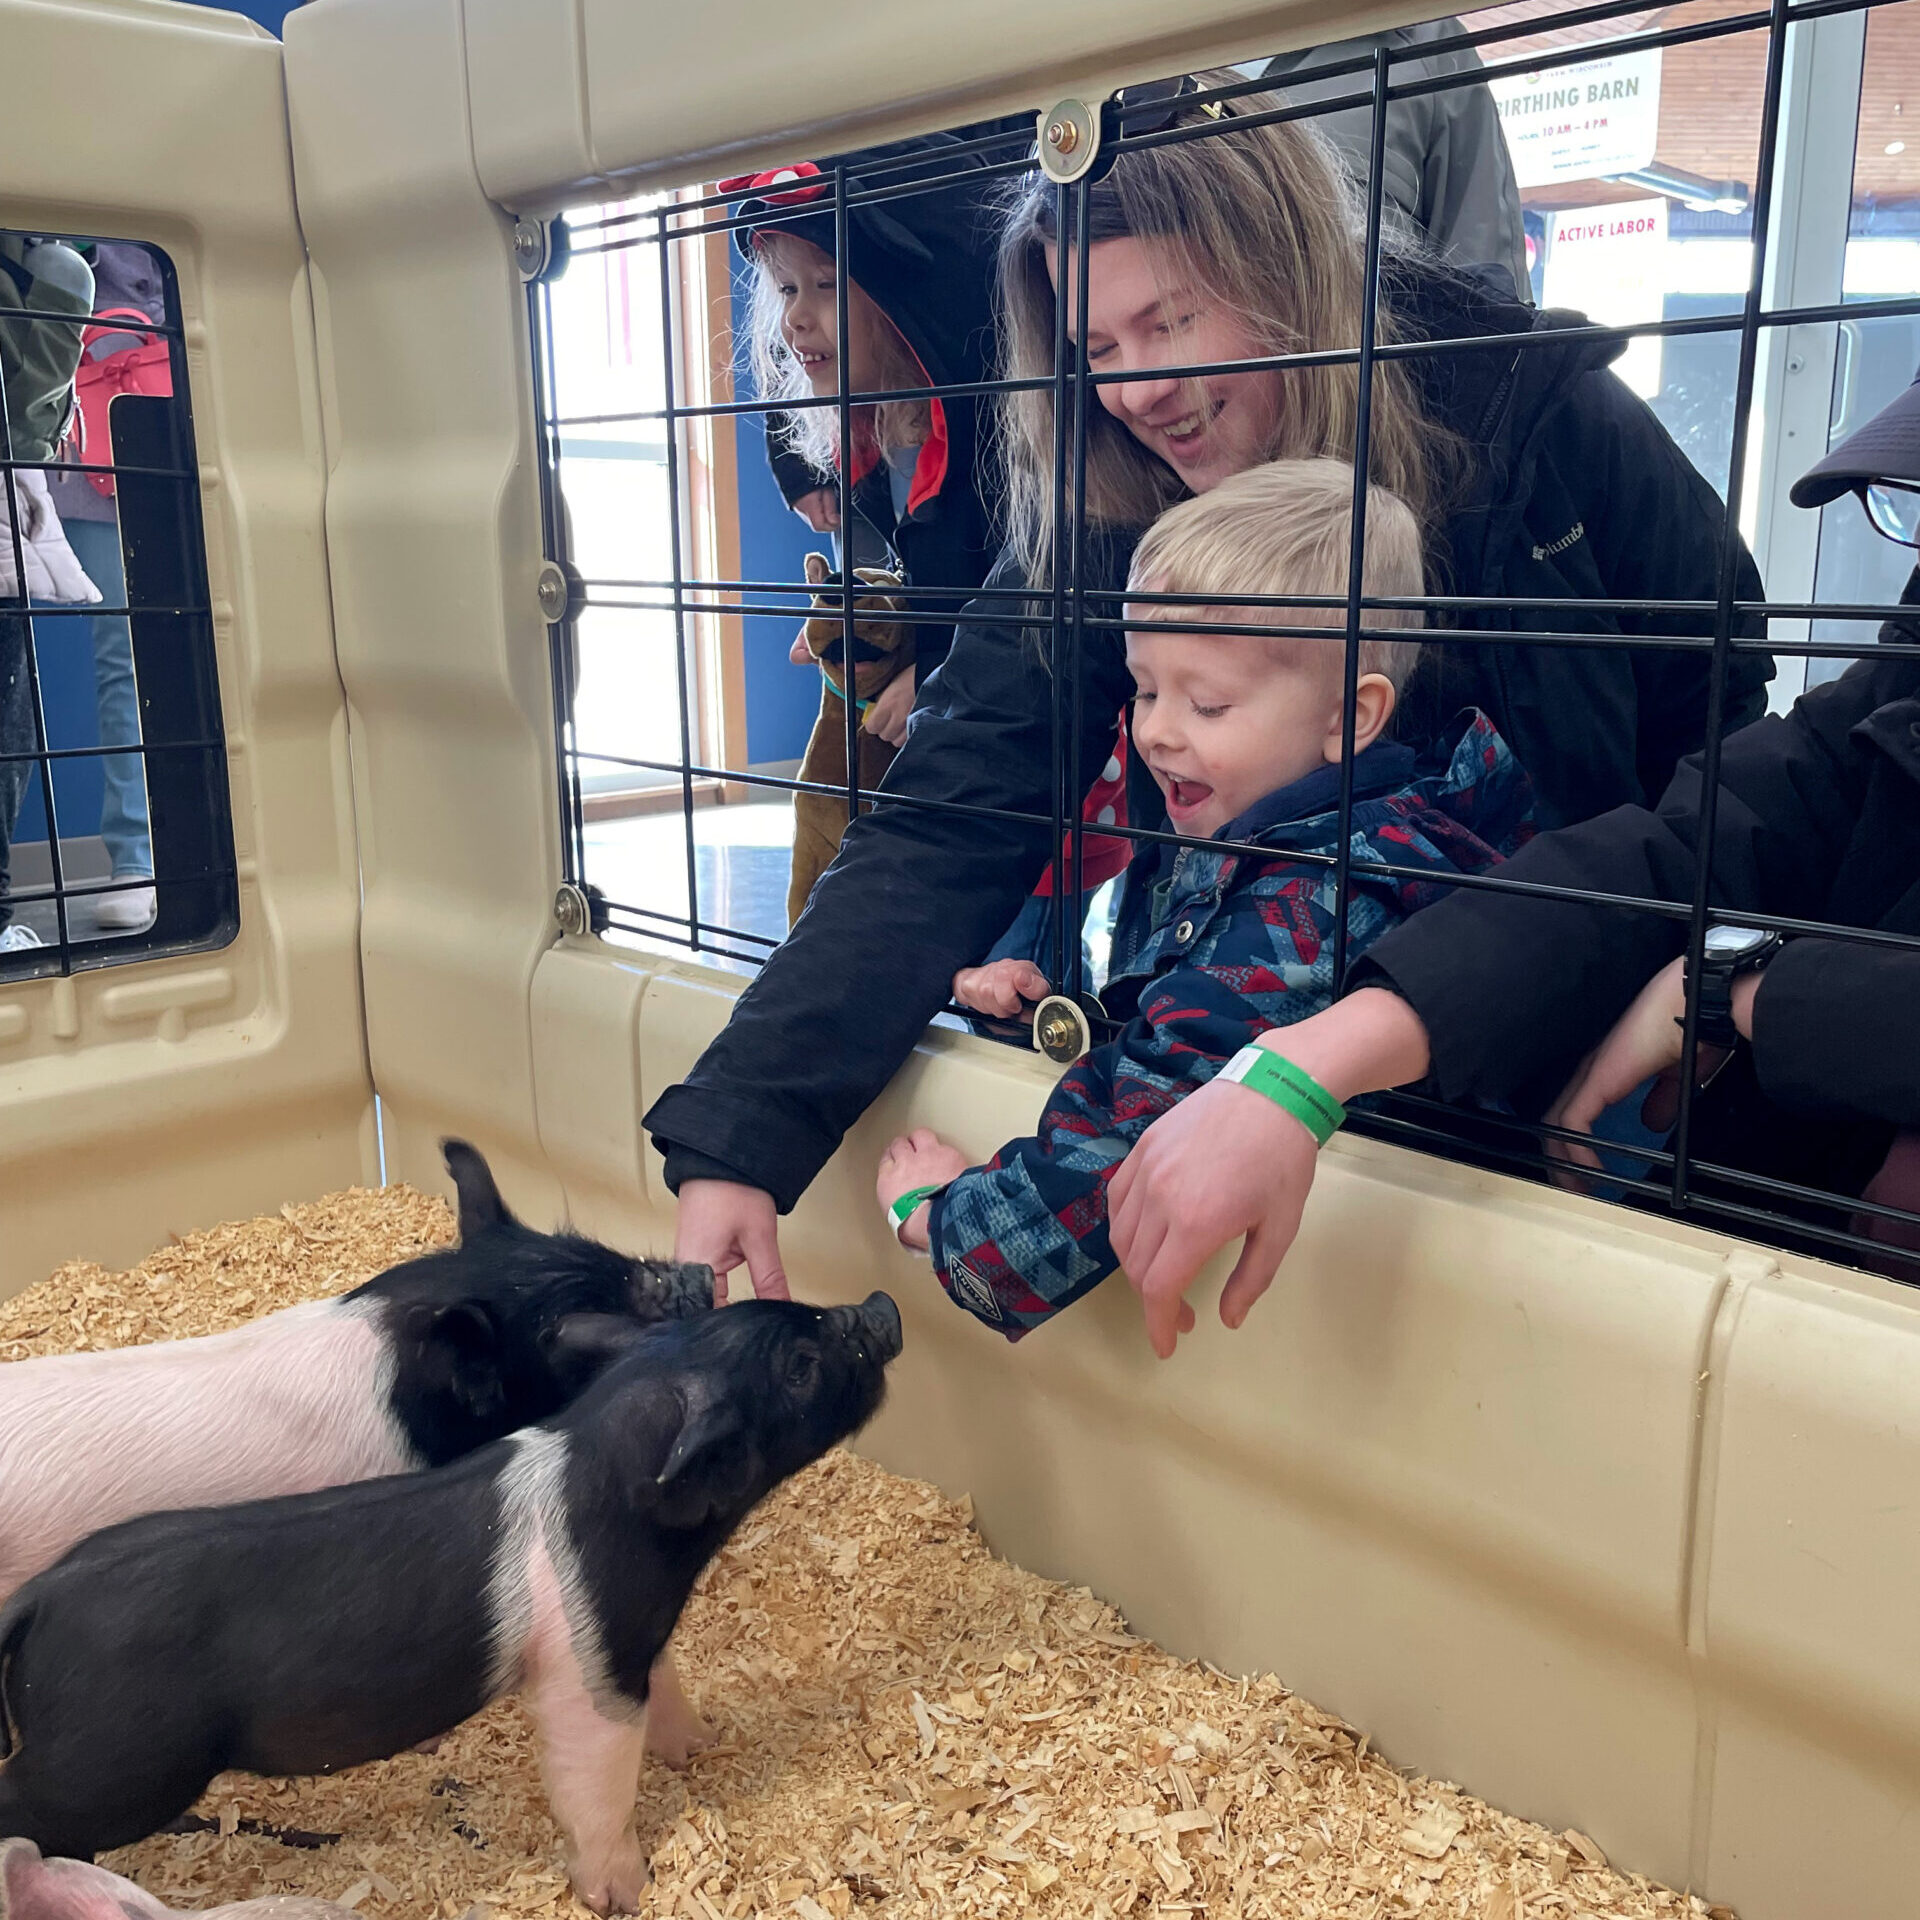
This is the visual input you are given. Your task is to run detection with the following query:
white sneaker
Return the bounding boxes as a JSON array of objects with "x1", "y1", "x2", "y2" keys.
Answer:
[
  {"x1": 0, "y1": 922, "x2": 45, "y2": 952},
  {"x1": 96, "y1": 884, "x2": 156, "y2": 932}
]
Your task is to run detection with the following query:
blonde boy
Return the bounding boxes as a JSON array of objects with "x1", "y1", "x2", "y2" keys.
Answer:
[{"x1": 880, "y1": 459, "x2": 1531, "y2": 1338}]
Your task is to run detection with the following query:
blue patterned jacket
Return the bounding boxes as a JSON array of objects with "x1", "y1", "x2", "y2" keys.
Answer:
[{"x1": 926, "y1": 712, "x2": 1534, "y2": 1338}]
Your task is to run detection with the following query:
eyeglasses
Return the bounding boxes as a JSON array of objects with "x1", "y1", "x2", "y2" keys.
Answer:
[{"x1": 1864, "y1": 480, "x2": 1920, "y2": 548}]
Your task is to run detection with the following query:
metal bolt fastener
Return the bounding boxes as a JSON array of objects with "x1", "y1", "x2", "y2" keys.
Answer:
[
  {"x1": 1032, "y1": 994, "x2": 1092, "y2": 1065},
  {"x1": 537, "y1": 561, "x2": 571, "y2": 622},
  {"x1": 553, "y1": 885, "x2": 591, "y2": 938},
  {"x1": 1035, "y1": 99, "x2": 1100, "y2": 184},
  {"x1": 513, "y1": 218, "x2": 549, "y2": 280}
]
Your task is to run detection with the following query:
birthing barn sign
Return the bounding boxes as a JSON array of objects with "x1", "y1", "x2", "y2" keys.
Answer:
[{"x1": 1488, "y1": 49, "x2": 1664, "y2": 188}]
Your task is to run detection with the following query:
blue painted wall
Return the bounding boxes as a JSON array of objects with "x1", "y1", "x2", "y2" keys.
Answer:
[
  {"x1": 214, "y1": 0, "x2": 292, "y2": 31},
  {"x1": 730, "y1": 268, "x2": 829, "y2": 768}
]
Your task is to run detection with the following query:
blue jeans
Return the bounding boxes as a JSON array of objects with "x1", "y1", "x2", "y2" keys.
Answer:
[{"x1": 61, "y1": 517, "x2": 152, "y2": 881}]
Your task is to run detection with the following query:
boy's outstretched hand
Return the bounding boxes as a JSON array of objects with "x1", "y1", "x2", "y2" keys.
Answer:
[
  {"x1": 877, "y1": 1127, "x2": 970, "y2": 1253},
  {"x1": 952, "y1": 957, "x2": 1049, "y2": 1019}
]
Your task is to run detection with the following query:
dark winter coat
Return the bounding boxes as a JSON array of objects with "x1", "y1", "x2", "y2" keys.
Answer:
[
  {"x1": 733, "y1": 135, "x2": 1001, "y2": 682},
  {"x1": 1391, "y1": 262, "x2": 1773, "y2": 830},
  {"x1": 928, "y1": 715, "x2": 1533, "y2": 1339},
  {"x1": 1356, "y1": 627, "x2": 1920, "y2": 1208},
  {"x1": 646, "y1": 263, "x2": 1770, "y2": 1211},
  {"x1": 1263, "y1": 18, "x2": 1529, "y2": 299}
]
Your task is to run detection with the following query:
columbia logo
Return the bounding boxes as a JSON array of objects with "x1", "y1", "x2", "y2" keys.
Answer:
[
  {"x1": 948, "y1": 1257, "x2": 1003, "y2": 1323},
  {"x1": 1532, "y1": 521, "x2": 1586, "y2": 561}
]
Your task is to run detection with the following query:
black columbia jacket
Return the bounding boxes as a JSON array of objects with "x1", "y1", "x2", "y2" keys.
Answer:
[
  {"x1": 646, "y1": 265, "x2": 1771, "y2": 1209},
  {"x1": 1357, "y1": 635, "x2": 1920, "y2": 1206}
]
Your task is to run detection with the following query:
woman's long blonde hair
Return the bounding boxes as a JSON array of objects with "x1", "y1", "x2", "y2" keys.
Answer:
[
  {"x1": 743, "y1": 231, "x2": 931, "y2": 480},
  {"x1": 996, "y1": 78, "x2": 1457, "y2": 584}
]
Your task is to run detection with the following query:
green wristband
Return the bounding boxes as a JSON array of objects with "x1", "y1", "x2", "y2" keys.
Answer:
[
  {"x1": 887, "y1": 1183, "x2": 946, "y2": 1231},
  {"x1": 1215, "y1": 1044, "x2": 1346, "y2": 1147}
]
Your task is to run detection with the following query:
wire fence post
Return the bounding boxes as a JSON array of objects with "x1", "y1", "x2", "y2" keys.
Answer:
[
  {"x1": 0, "y1": 321, "x2": 70, "y2": 968},
  {"x1": 1065, "y1": 174, "x2": 1095, "y2": 1005},
  {"x1": 1330, "y1": 44, "x2": 1394, "y2": 996},
  {"x1": 658, "y1": 202, "x2": 703, "y2": 952},
  {"x1": 1046, "y1": 179, "x2": 1074, "y2": 994},
  {"x1": 1668, "y1": 0, "x2": 1794, "y2": 1217},
  {"x1": 528, "y1": 269, "x2": 588, "y2": 892}
]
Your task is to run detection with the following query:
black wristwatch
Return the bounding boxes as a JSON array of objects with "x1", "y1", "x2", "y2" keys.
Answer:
[{"x1": 1686, "y1": 925, "x2": 1784, "y2": 1049}]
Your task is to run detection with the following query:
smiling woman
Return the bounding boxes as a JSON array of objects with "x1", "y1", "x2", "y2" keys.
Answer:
[{"x1": 996, "y1": 101, "x2": 1442, "y2": 569}]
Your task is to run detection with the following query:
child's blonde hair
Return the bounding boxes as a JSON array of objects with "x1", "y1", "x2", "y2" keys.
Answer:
[
  {"x1": 742, "y1": 231, "x2": 930, "y2": 480},
  {"x1": 1127, "y1": 457, "x2": 1425, "y2": 690},
  {"x1": 995, "y1": 75, "x2": 1461, "y2": 585}
]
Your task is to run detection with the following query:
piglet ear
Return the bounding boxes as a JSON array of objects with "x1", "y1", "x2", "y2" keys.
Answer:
[
  {"x1": 407, "y1": 1300, "x2": 507, "y2": 1424},
  {"x1": 654, "y1": 1385, "x2": 757, "y2": 1526},
  {"x1": 545, "y1": 1311, "x2": 649, "y2": 1375},
  {"x1": 441, "y1": 1139, "x2": 515, "y2": 1241},
  {"x1": 657, "y1": 1395, "x2": 742, "y2": 1487},
  {"x1": 0, "y1": 1839, "x2": 172, "y2": 1920}
]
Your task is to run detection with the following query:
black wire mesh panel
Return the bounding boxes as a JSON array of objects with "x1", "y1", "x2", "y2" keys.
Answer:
[
  {"x1": 0, "y1": 233, "x2": 235, "y2": 977},
  {"x1": 531, "y1": 0, "x2": 1920, "y2": 1280}
]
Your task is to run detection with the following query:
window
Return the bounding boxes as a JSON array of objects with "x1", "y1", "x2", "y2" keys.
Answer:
[
  {"x1": 1, "y1": 231, "x2": 235, "y2": 975},
  {"x1": 535, "y1": 0, "x2": 1920, "y2": 1281}
]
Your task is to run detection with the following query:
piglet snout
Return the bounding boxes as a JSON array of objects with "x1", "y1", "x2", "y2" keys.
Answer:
[{"x1": 853, "y1": 1291, "x2": 902, "y2": 1362}]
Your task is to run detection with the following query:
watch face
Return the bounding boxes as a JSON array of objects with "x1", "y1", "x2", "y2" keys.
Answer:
[{"x1": 1704, "y1": 925, "x2": 1770, "y2": 959}]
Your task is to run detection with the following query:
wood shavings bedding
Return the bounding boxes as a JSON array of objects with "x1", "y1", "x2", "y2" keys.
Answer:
[{"x1": 2, "y1": 1187, "x2": 1736, "y2": 1920}]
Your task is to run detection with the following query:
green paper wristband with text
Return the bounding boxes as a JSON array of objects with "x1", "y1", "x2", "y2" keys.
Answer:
[{"x1": 1215, "y1": 1045, "x2": 1347, "y2": 1147}]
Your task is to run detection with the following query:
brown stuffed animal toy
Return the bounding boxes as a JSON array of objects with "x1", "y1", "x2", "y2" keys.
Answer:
[{"x1": 786, "y1": 550, "x2": 913, "y2": 927}]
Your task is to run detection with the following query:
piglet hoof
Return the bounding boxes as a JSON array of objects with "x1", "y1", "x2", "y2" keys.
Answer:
[
  {"x1": 570, "y1": 1843, "x2": 650, "y2": 1917},
  {"x1": 646, "y1": 1711, "x2": 716, "y2": 1772}
]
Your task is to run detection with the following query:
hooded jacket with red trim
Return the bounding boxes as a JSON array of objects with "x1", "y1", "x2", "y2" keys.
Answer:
[
  {"x1": 925, "y1": 712, "x2": 1535, "y2": 1339},
  {"x1": 730, "y1": 135, "x2": 1003, "y2": 681}
]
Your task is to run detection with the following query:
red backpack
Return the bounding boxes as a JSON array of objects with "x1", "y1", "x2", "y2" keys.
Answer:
[{"x1": 69, "y1": 308, "x2": 174, "y2": 498}]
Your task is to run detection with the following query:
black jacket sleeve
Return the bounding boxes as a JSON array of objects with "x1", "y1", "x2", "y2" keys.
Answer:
[
  {"x1": 762, "y1": 413, "x2": 824, "y2": 510},
  {"x1": 644, "y1": 545, "x2": 1136, "y2": 1210},
  {"x1": 1752, "y1": 939, "x2": 1920, "y2": 1129},
  {"x1": 1354, "y1": 658, "x2": 1895, "y2": 1108}
]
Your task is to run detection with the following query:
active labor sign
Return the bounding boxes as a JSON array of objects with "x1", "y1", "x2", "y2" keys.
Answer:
[
  {"x1": 1542, "y1": 197, "x2": 1669, "y2": 398},
  {"x1": 1489, "y1": 49, "x2": 1663, "y2": 188}
]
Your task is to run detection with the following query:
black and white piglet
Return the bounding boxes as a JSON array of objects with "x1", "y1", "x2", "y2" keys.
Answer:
[
  {"x1": 0, "y1": 1141, "x2": 714, "y2": 1605},
  {"x1": 0, "y1": 1291, "x2": 902, "y2": 1915}
]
